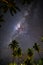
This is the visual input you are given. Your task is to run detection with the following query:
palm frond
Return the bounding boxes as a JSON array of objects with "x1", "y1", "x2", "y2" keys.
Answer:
[
  {"x1": 9, "y1": 40, "x2": 19, "y2": 50},
  {"x1": 33, "y1": 43, "x2": 40, "y2": 53},
  {"x1": 0, "y1": 15, "x2": 4, "y2": 22}
]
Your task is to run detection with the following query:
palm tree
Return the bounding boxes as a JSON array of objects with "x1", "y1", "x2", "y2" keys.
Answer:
[
  {"x1": 9, "y1": 40, "x2": 22, "y2": 65},
  {"x1": 27, "y1": 48, "x2": 33, "y2": 60},
  {"x1": 17, "y1": 47, "x2": 22, "y2": 57},
  {"x1": 24, "y1": 58, "x2": 33, "y2": 65},
  {"x1": 0, "y1": 0, "x2": 20, "y2": 16},
  {"x1": 9, "y1": 40, "x2": 19, "y2": 51},
  {"x1": 24, "y1": 48, "x2": 33, "y2": 65},
  {"x1": 17, "y1": 47, "x2": 22, "y2": 65},
  {"x1": 33, "y1": 43, "x2": 41, "y2": 59},
  {"x1": 9, "y1": 40, "x2": 19, "y2": 64},
  {"x1": 0, "y1": 0, "x2": 34, "y2": 28}
]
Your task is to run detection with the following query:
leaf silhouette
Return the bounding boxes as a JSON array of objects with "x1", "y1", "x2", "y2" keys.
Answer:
[
  {"x1": 0, "y1": 15, "x2": 4, "y2": 22},
  {"x1": 33, "y1": 43, "x2": 40, "y2": 53},
  {"x1": 0, "y1": 0, "x2": 20, "y2": 15},
  {"x1": 10, "y1": 8, "x2": 14, "y2": 16},
  {"x1": 9, "y1": 40, "x2": 19, "y2": 51}
]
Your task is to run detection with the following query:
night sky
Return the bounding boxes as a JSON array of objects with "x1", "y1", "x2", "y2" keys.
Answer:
[{"x1": 0, "y1": 0, "x2": 43, "y2": 64}]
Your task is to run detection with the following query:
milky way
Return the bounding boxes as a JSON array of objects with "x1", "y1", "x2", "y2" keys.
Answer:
[{"x1": 12, "y1": 11, "x2": 29, "y2": 40}]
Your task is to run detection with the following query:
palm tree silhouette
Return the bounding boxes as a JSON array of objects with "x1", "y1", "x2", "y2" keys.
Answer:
[
  {"x1": 9, "y1": 40, "x2": 19, "y2": 64},
  {"x1": 0, "y1": 0, "x2": 20, "y2": 16},
  {"x1": 33, "y1": 43, "x2": 41, "y2": 59},
  {"x1": 17, "y1": 47, "x2": 22, "y2": 65},
  {"x1": 27, "y1": 48, "x2": 33, "y2": 59},
  {"x1": 9, "y1": 40, "x2": 22, "y2": 65},
  {"x1": 9, "y1": 40, "x2": 19, "y2": 50}
]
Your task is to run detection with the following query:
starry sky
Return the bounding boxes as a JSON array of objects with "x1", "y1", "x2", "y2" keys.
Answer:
[{"x1": 0, "y1": 0, "x2": 43, "y2": 61}]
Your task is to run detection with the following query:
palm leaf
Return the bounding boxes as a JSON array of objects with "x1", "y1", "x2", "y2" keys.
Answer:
[
  {"x1": 12, "y1": 7, "x2": 17, "y2": 13},
  {"x1": 1, "y1": 6, "x2": 8, "y2": 13},
  {"x1": 33, "y1": 43, "x2": 40, "y2": 53},
  {"x1": 12, "y1": 40, "x2": 19, "y2": 47},
  {"x1": 15, "y1": 6, "x2": 20, "y2": 11},
  {"x1": 10, "y1": 8, "x2": 14, "y2": 16},
  {"x1": 0, "y1": 15, "x2": 4, "y2": 22},
  {"x1": 9, "y1": 40, "x2": 19, "y2": 50}
]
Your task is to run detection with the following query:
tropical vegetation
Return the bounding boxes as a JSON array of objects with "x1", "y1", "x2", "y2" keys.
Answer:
[{"x1": 8, "y1": 38, "x2": 43, "y2": 65}]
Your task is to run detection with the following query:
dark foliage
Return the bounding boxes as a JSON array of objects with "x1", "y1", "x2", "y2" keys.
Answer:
[{"x1": 0, "y1": 0, "x2": 34, "y2": 27}]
